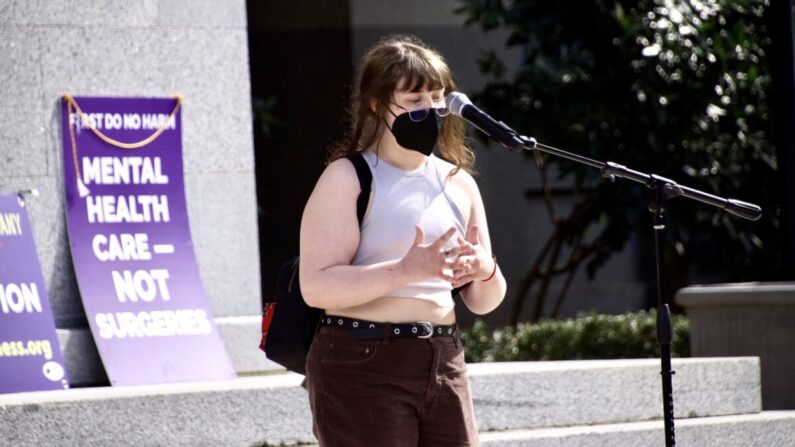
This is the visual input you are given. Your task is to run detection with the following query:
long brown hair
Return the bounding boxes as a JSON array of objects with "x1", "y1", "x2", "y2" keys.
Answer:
[{"x1": 328, "y1": 35, "x2": 474, "y2": 174}]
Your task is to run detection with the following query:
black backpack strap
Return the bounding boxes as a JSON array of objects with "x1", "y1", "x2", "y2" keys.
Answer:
[{"x1": 347, "y1": 153, "x2": 372, "y2": 227}]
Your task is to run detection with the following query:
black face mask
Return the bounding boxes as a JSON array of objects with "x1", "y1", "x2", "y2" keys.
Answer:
[{"x1": 385, "y1": 109, "x2": 439, "y2": 156}]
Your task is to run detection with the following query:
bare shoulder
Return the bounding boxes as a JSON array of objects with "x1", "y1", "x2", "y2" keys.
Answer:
[
  {"x1": 302, "y1": 157, "x2": 361, "y2": 230},
  {"x1": 310, "y1": 157, "x2": 362, "y2": 199},
  {"x1": 322, "y1": 157, "x2": 358, "y2": 185},
  {"x1": 300, "y1": 156, "x2": 361, "y2": 269}
]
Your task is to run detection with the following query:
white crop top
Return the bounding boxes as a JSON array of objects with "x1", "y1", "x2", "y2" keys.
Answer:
[{"x1": 351, "y1": 150, "x2": 468, "y2": 308}]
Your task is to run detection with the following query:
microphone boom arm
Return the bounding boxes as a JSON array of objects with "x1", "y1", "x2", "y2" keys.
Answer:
[
  {"x1": 515, "y1": 135, "x2": 762, "y2": 221},
  {"x1": 445, "y1": 90, "x2": 762, "y2": 219}
]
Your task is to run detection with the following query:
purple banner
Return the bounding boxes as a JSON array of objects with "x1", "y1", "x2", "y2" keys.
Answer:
[
  {"x1": 0, "y1": 194, "x2": 69, "y2": 394},
  {"x1": 60, "y1": 96, "x2": 235, "y2": 386}
]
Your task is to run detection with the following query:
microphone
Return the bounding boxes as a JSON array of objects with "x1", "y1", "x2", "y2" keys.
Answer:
[{"x1": 446, "y1": 92, "x2": 525, "y2": 149}]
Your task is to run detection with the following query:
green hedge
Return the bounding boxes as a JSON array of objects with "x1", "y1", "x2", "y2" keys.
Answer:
[{"x1": 460, "y1": 310, "x2": 690, "y2": 363}]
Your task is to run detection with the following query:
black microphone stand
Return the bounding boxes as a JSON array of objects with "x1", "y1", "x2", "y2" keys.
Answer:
[{"x1": 494, "y1": 130, "x2": 761, "y2": 447}]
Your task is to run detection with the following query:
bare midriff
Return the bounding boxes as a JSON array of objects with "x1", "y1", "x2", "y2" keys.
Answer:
[{"x1": 327, "y1": 296, "x2": 456, "y2": 325}]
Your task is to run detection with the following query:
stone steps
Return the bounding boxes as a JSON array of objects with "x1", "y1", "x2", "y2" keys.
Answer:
[
  {"x1": 0, "y1": 375, "x2": 312, "y2": 447},
  {"x1": 468, "y1": 357, "x2": 761, "y2": 431},
  {"x1": 0, "y1": 358, "x2": 778, "y2": 446},
  {"x1": 479, "y1": 412, "x2": 795, "y2": 447}
]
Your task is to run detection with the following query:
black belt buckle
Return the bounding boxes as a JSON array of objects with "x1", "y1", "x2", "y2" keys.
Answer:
[{"x1": 416, "y1": 321, "x2": 433, "y2": 338}]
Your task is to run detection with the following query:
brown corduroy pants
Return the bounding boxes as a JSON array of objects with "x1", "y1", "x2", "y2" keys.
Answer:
[{"x1": 305, "y1": 325, "x2": 480, "y2": 447}]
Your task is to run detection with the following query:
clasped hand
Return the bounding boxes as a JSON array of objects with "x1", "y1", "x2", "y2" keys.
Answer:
[{"x1": 399, "y1": 224, "x2": 494, "y2": 288}]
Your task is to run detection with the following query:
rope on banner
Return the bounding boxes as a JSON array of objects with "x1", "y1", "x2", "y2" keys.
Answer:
[
  {"x1": 63, "y1": 94, "x2": 183, "y2": 197},
  {"x1": 63, "y1": 94, "x2": 183, "y2": 149}
]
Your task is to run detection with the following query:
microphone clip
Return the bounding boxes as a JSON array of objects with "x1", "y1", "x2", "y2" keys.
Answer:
[{"x1": 519, "y1": 135, "x2": 537, "y2": 150}]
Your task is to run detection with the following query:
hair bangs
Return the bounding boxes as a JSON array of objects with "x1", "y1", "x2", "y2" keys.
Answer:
[{"x1": 396, "y1": 48, "x2": 446, "y2": 93}]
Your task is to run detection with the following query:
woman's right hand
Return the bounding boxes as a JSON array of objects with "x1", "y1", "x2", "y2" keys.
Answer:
[{"x1": 399, "y1": 225, "x2": 461, "y2": 283}]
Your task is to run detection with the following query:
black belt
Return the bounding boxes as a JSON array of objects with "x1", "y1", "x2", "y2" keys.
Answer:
[{"x1": 320, "y1": 315, "x2": 457, "y2": 340}]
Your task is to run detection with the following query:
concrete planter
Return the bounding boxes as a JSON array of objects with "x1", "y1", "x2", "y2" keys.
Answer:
[{"x1": 676, "y1": 282, "x2": 795, "y2": 409}]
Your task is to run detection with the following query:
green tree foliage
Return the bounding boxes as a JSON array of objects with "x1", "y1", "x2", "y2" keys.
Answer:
[{"x1": 457, "y1": 0, "x2": 782, "y2": 321}]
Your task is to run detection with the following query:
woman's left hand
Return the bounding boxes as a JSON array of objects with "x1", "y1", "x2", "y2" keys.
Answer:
[{"x1": 449, "y1": 224, "x2": 495, "y2": 288}]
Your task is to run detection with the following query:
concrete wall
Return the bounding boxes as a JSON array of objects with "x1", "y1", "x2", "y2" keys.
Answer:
[{"x1": 0, "y1": 0, "x2": 261, "y2": 378}]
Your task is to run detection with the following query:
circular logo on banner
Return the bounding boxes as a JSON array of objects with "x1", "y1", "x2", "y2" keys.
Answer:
[{"x1": 42, "y1": 361, "x2": 65, "y2": 381}]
